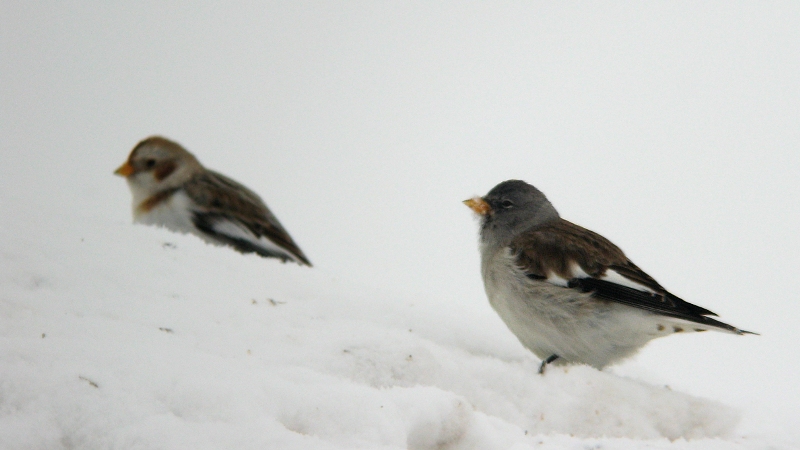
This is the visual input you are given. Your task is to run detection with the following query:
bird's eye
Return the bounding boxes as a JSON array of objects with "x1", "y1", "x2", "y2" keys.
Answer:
[
  {"x1": 501, "y1": 200, "x2": 514, "y2": 209},
  {"x1": 145, "y1": 159, "x2": 156, "y2": 169}
]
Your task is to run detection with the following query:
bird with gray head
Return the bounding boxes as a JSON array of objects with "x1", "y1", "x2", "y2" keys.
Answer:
[
  {"x1": 115, "y1": 136, "x2": 311, "y2": 266},
  {"x1": 464, "y1": 180, "x2": 755, "y2": 373}
]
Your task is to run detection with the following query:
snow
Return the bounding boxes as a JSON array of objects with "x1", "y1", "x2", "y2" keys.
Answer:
[
  {"x1": 0, "y1": 219, "x2": 761, "y2": 449},
  {"x1": 2, "y1": 2, "x2": 800, "y2": 449}
]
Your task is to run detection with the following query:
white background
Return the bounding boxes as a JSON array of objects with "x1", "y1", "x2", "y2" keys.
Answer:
[{"x1": 1, "y1": 2, "x2": 798, "y2": 448}]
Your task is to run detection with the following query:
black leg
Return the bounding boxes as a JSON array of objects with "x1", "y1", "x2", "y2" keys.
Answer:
[{"x1": 538, "y1": 354, "x2": 559, "y2": 374}]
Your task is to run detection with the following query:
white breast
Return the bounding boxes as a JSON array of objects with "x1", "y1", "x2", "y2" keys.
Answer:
[
  {"x1": 479, "y1": 246, "x2": 670, "y2": 369},
  {"x1": 132, "y1": 190, "x2": 197, "y2": 236}
]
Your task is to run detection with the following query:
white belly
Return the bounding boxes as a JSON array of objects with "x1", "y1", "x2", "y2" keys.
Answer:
[
  {"x1": 480, "y1": 247, "x2": 670, "y2": 369},
  {"x1": 132, "y1": 190, "x2": 198, "y2": 237}
]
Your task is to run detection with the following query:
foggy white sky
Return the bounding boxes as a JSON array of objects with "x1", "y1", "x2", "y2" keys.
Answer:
[{"x1": 2, "y1": 1, "x2": 799, "y2": 438}]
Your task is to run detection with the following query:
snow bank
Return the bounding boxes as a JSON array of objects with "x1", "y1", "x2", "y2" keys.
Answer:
[{"x1": 0, "y1": 216, "x2": 754, "y2": 449}]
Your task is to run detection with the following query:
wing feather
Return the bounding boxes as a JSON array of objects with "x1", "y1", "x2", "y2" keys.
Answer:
[
  {"x1": 510, "y1": 219, "x2": 751, "y2": 334},
  {"x1": 183, "y1": 171, "x2": 311, "y2": 265}
]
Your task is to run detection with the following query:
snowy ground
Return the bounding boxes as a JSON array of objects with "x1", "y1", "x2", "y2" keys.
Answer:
[
  {"x1": 0, "y1": 207, "x2": 784, "y2": 449},
  {"x1": 3, "y1": 2, "x2": 800, "y2": 449}
]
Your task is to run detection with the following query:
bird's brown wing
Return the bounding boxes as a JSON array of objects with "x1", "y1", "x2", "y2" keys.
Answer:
[
  {"x1": 183, "y1": 170, "x2": 312, "y2": 266},
  {"x1": 509, "y1": 219, "x2": 750, "y2": 333}
]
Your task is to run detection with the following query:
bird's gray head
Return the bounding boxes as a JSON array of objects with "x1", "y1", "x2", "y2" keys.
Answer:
[{"x1": 464, "y1": 180, "x2": 560, "y2": 248}]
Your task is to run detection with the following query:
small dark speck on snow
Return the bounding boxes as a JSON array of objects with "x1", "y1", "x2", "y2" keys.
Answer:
[{"x1": 79, "y1": 376, "x2": 99, "y2": 388}]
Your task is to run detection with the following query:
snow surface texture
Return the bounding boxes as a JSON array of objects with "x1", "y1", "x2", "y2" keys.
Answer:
[
  {"x1": 2, "y1": 2, "x2": 799, "y2": 449},
  {"x1": 0, "y1": 224, "x2": 756, "y2": 449}
]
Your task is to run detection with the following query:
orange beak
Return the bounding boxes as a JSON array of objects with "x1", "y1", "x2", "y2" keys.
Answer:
[
  {"x1": 463, "y1": 197, "x2": 492, "y2": 215},
  {"x1": 114, "y1": 161, "x2": 135, "y2": 177}
]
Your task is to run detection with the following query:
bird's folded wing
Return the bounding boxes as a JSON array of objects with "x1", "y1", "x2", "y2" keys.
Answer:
[
  {"x1": 510, "y1": 219, "x2": 750, "y2": 333},
  {"x1": 191, "y1": 212, "x2": 303, "y2": 262},
  {"x1": 185, "y1": 172, "x2": 311, "y2": 265},
  {"x1": 564, "y1": 277, "x2": 748, "y2": 333}
]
